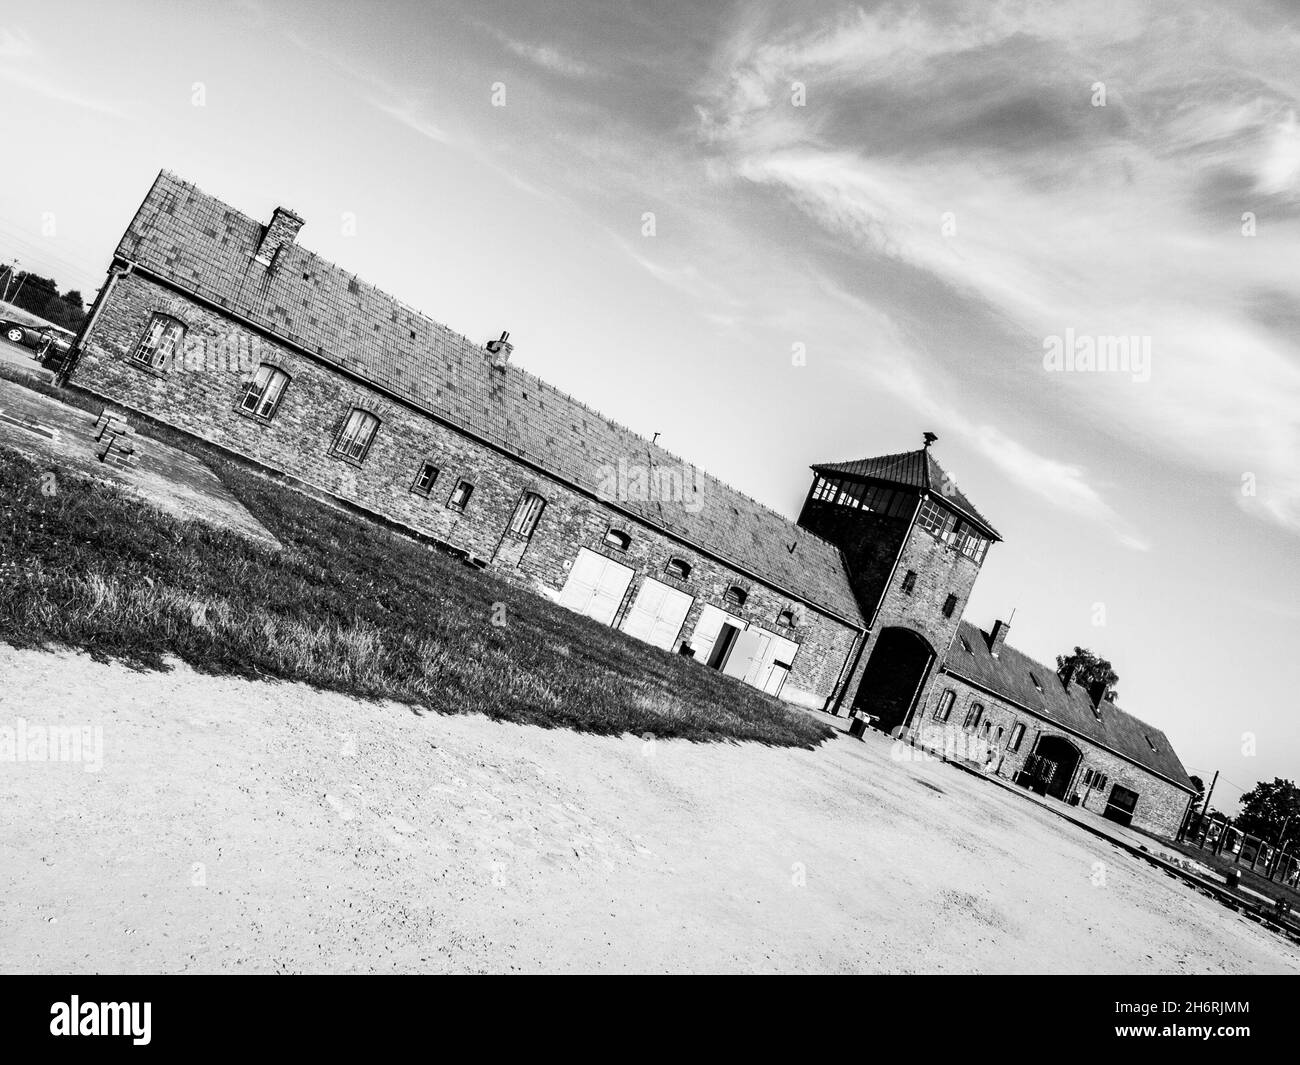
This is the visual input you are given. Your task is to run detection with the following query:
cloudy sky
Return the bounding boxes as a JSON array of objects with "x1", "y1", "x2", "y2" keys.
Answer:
[{"x1": 3, "y1": 0, "x2": 1298, "y2": 811}]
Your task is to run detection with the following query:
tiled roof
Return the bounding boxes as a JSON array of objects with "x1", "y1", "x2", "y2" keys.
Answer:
[
  {"x1": 944, "y1": 620, "x2": 1194, "y2": 791},
  {"x1": 114, "y1": 171, "x2": 864, "y2": 625},
  {"x1": 814, "y1": 448, "x2": 1001, "y2": 540}
]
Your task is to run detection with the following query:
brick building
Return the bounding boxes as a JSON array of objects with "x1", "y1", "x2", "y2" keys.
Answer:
[{"x1": 61, "y1": 171, "x2": 1197, "y2": 837}]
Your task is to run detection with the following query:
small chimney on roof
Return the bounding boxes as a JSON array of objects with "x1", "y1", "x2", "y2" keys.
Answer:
[
  {"x1": 486, "y1": 330, "x2": 512, "y2": 370},
  {"x1": 989, "y1": 618, "x2": 1010, "y2": 657},
  {"x1": 254, "y1": 206, "x2": 304, "y2": 267},
  {"x1": 1087, "y1": 679, "x2": 1110, "y2": 709},
  {"x1": 1059, "y1": 659, "x2": 1079, "y2": 688}
]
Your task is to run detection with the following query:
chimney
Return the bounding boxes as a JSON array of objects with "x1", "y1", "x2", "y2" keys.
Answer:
[
  {"x1": 989, "y1": 618, "x2": 1010, "y2": 657},
  {"x1": 1059, "y1": 659, "x2": 1079, "y2": 688},
  {"x1": 1087, "y1": 679, "x2": 1109, "y2": 708},
  {"x1": 254, "y1": 206, "x2": 305, "y2": 267},
  {"x1": 486, "y1": 330, "x2": 512, "y2": 370}
]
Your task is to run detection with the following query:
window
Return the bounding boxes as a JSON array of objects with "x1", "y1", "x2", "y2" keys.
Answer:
[
  {"x1": 901, "y1": 570, "x2": 917, "y2": 594},
  {"x1": 959, "y1": 635, "x2": 974, "y2": 655},
  {"x1": 963, "y1": 702, "x2": 983, "y2": 730},
  {"x1": 1029, "y1": 671, "x2": 1043, "y2": 691},
  {"x1": 131, "y1": 313, "x2": 184, "y2": 371},
  {"x1": 776, "y1": 608, "x2": 795, "y2": 627},
  {"x1": 448, "y1": 480, "x2": 474, "y2": 511},
  {"x1": 916, "y1": 497, "x2": 954, "y2": 540},
  {"x1": 942, "y1": 593, "x2": 957, "y2": 618},
  {"x1": 934, "y1": 689, "x2": 955, "y2": 722},
  {"x1": 332, "y1": 409, "x2": 379, "y2": 463},
  {"x1": 665, "y1": 557, "x2": 691, "y2": 580},
  {"x1": 953, "y1": 521, "x2": 989, "y2": 564},
  {"x1": 508, "y1": 492, "x2": 545, "y2": 539},
  {"x1": 1145, "y1": 734, "x2": 1158, "y2": 752},
  {"x1": 1008, "y1": 722, "x2": 1025, "y2": 751},
  {"x1": 411, "y1": 462, "x2": 440, "y2": 496},
  {"x1": 604, "y1": 528, "x2": 630, "y2": 551},
  {"x1": 812, "y1": 476, "x2": 839, "y2": 502},
  {"x1": 238, "y1": 365, "x2": 290, "y2": 421},
  {"x1": 724, "y1": 586, "x2": 748, "y2": 607}
]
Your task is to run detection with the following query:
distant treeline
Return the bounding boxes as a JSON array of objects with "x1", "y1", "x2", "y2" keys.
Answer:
[{"x1": 0, "y1": 262, "x2": 87, "y2": 331}]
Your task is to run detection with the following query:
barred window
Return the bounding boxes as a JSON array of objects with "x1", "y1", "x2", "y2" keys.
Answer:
[
  {"x1": 934, "y1": 689, "x2": 955, "y2": 722},
  {"x1": 332, "y1": 409, "x2": 379, "y2": 462},
  {"x1": 942, "y1": 593, "x2": 958, "y2": 618},
  {"x1": 724, "y1": 585, "x2": 748, "y2": 607},
  {"x1": 1008, "y1": 722, "x2": 1025, "y2": 751},
  {"x1": 963, "y1": 702, "x2": 983, "y2": 730},
  {"x1": 901, "y1": 569, "x2": 917, "y2": 594},
  {"x1": 131, "y1": 314, "x2": 185, "y2": 370},
  {"x1": 509, "y1": 492, "x2": 545, "y2": 539},
  {"x1": 238, "y1": 365, "x2": 290, "y2": 420}
]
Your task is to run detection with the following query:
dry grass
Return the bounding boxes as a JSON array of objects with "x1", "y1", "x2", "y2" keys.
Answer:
[{"x1": 0, "y1": 433, "x2": 833, "y2": 748}]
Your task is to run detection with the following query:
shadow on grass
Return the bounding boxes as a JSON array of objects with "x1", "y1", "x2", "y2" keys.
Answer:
[{"x1": 0, "y1": 400, "x2": 835, "y2": 750}]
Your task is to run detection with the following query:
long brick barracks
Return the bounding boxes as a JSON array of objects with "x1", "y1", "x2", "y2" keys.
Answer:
[{"x1": 61, "y1": 171, "x2": 1198, "y2": 837}]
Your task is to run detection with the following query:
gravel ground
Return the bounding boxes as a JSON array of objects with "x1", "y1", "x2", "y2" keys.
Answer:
[{"x1": 2, "y1": 644, "x2": 1297, "y2": 974}]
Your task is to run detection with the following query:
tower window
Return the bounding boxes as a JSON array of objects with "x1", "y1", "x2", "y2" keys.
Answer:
[
  {"x1": 942, "y1": 593, "x2": 957, "y2": 618},
  {"x1": 901, "y1": 570, "x2": 917, "y2": 594},
  {"x1": 916, "y1": 497, "x2": 955, "y2": 540},
  {"x1": 130, "y1": 313, "x2": 185, "y2": 371},
  {"x1": 508, "y1": 492, "x2": 546, "y2": 539},
  {"x1": 447, "y1": 480, "x2": 474, "y2": 511},
  {"x1": 331, "y1": 409, "x2": 380, "y2": 463}
]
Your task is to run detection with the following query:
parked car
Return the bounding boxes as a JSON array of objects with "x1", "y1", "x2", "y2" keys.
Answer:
[{"x1": 1, "y1": 319, "x2": 73, "y2": 355}]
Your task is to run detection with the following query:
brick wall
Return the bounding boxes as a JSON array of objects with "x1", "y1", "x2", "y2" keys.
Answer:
[
  {"x1": 914, "y1": 672, "x2": 1194, "y2": 838},
  {"x1": 70, "y1": 270, "x2": 862, "y2": 710}
]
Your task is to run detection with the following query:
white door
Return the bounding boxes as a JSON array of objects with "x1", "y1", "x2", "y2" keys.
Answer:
[
  {"x1": 620, "y1": 578, "x2": 694, "y2": 651},
  {"x1": 691, "y1": 604, "x2": 746, "y2": 664},
  {"x1": 748, "y1": 631, "x2": 799, "y2": 693},
  {"x1": 558, "y1": 548, "x2": 634, "y2": 626},
  {"x1": 722, "y1": 627, "x2": 766, "y2": 679}
]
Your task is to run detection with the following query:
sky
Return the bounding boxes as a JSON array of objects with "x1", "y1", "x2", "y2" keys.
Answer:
[{"x1": 1, "y1": 0, "x2": 1297, "y2": 813}]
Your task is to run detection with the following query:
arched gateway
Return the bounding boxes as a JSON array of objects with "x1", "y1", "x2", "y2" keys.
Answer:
[{"x1": 851, "y1": 627, "x2": 936, "y2": 734}]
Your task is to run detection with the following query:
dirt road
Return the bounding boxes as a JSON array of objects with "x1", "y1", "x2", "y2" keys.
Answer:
[{"x1": 2, "y1": 644, "x2": 1296, "y2": 973}]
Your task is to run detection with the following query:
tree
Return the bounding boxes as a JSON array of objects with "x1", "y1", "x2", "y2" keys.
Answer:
[
  {"x1": 1235, "y1": 778, "x2": 1300, "y2": 843},
  {"x1": 1055, "y1": 646, "x2": 1119, "y2": 701},
  {"x1": 1189, "y1": 774, "x2": 1205, "y2": 807}
]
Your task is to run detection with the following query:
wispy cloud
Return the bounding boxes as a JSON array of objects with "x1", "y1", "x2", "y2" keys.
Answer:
[
  {"x1": 0, "y1": 27, "x2": 125, "y2": 116},
  {"x1": 503, "y1": 38, "x2": 597, "y2": 79}
]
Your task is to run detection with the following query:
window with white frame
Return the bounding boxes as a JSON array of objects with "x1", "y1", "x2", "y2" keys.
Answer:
[
  {"x1": 448, "y1": 480, "x2": 474, "y2": 511},
  {"x1": 131, "y1": 314, "x2": 185, "y2": 371},
  {"x1": 238, "y1": 365, "x2": 290, "y2": 420},
  {"x1": 332, "y1": 409, "x2": 380, "y2": 462},
  {"x1": 916, "y1": 497, "x2": 955, "y2": 540},
  {"x1": 411, "y1": 462, "x2": 440, "y2": 496}
]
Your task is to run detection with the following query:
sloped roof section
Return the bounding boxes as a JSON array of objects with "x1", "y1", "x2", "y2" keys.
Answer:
[
  {"x1": 112, "y1": 171, "x2": 863, "y2": 625},
  {"x1": 944, "y1": 620, "x2": 1194, "y2": 791},
  {"x1": 814, "y1": 448, "x2": 1001, "y2": 540}
]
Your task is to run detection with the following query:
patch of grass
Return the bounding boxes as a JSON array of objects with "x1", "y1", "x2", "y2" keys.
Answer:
[{"x1": 0, "y1": 438, "x2": 833, "y2": 748}]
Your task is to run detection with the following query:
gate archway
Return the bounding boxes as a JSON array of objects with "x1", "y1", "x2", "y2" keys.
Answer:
[
  {"x1": 852, "y1": 627, "x2": 936, "y2": 734},
  {"x1": 1021, "y1": 733, "x2": 1083, "y2": 801}
]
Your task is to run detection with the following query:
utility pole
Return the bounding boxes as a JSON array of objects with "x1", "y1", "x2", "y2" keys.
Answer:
[
  {"x1": 0, "y1": 259, "x2": 17, "y2": 304},
  {"x1": 1201, "y1": 769, "x2": 1218, "y2": 819}
]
